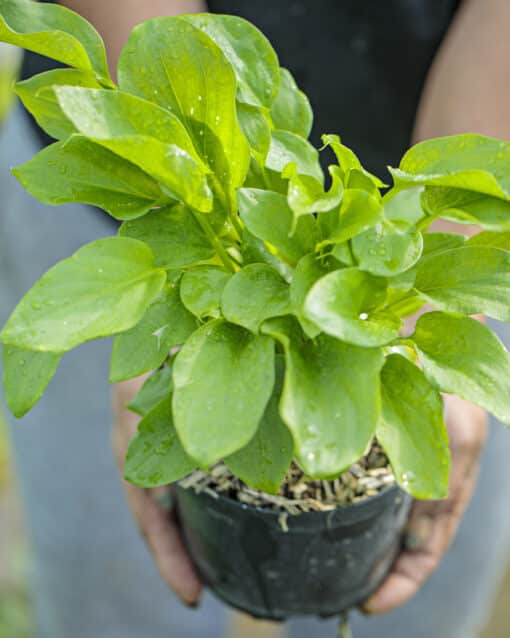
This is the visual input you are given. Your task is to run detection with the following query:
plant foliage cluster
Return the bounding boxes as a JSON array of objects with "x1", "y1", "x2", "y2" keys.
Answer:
[{"x1": 2, "y1": 0, "x2": 510, "y2": 499}]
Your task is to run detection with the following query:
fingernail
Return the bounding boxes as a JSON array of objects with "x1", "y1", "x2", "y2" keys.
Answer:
[
  {"x1": 405, "y1": 516, "x2": 433, "y2": 550},
  {"x1": 184, "y1": 599, "x2": 201, "y2": 609}
]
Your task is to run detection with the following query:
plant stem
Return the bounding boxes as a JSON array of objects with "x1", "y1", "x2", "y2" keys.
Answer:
[{"x1": 191, "y1": 209, "x2": 237, "y2": 272}]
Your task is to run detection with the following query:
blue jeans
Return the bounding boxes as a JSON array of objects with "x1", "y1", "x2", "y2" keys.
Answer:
[{"x1": 2, "y1": 107, "x2": 510, "y2": 638}]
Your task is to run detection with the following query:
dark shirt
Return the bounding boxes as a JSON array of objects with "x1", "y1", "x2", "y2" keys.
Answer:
[{"x1": 23, "y1": 0, "x2": 460, "y2": 175}]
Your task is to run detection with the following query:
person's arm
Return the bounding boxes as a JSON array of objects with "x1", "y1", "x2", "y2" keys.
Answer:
[
  {"x1": 59, "y1": 0, "x2": 208, "y2": 607},
  {"x1": 61, "y1": 0, "x2": 207, "y2": 72},
  {"x1": 364, "y1": 0, "x2": 510, "y2": 614}
]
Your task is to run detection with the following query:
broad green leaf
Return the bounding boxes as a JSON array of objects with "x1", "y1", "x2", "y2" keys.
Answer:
[
  {"x1": 55, "y1": 86, "x2": 212, "y2": 212},
  {"x1": 110, "y1": 286, "x2": 197, "y2": 382},
  {"x1": 182, "y1": 14, "x2": 279, "y2": 108},
  {"x1": 0, "y1": 0, "x2": 112, "y2": 84},
  {"x1": 238, "y1": 188, "x2": 319, "y2": 266},
  {"x1": 270, "y1": 67, "x2": 313, "y2": 138},
  {"x1": 414, "y1": 246, "x2": 510, "y2": 320},
  {"x1": 382, "y1": 187, "x2": 425, "y2": 226},
  {"x1": 263, "y1": 317, "x2": 384, "y2": 477},
  {"x1": 283, "y1": 163, "x2": 343, "y2": 220},
  {"x1": 221, "y1": 264, "x2": 291, "y2": 333},
  {"x1": 412, "y1": 312, "x2": 510, "y2": 424},
  {"x1": 180, "y1": 267, "x2": 231, "y2": 319},
  {"x1": 119, "y1": 204, "x2": 214, "y2": 268},
  {"x1": 127, "y1": 365, "x2": 173, "y2": 417},
  {"x1": 125, "y1": 396, "x2": 196, "y2": 487},
  {"x1": 15, "y1": 68, "x2": 100, "y2": 140},
  {"x1": 322, "y1": 134, "x2": 385, "y2": 188},
  {"x1": 392, "y1": 134, "x2": 510, "y2": 199},
  {"x1": 377, "y1": 354, "x2": 450, "y2": 499},
  {"x1": 241, "y1": 229, "x2": 294, "y2": 283},
  {"x1": 0, "y1": 238, "x2": 166, "y2": 352},
  {"x1": 385, "y1": 232, "x2": 467, "y2": 295},
  {"x1": 331, "y1": 242, "x2": 355, "y2": 266},
  {"x1": 304, "y1": 268, "x2": 401, "y2": 346},
  {"x1": 236, "y1": 102, "x2": 272, "y2": 161},
  {"x1": 118, "y1": 17, "x2": 250, "y2": 206},
  {"x1": 13, "y1": 136, "x2": 166, "y2": 220},
  {"x1": 319, "y1": 189, "x2": 383, "y2": 246},
  {"x1": 422, "y1": 232, "x2": 467, "y2": 256},
  {"x1": 2, "y1": 345, "x2": 61, "y2": 417},
  {"x1": 290, "y1": 254, "x2": 334, "y2": 338},
  {"x1": 225, "y1": 356, "x2": 294, "y2": 494},
  {"x1": 352, "y1": 219, "x2": 423, "y2": 276},
  {"x1": 173, "y1": 320, "x2": 275, "y2": 466},
  {"x1": 421, "y1": 187, "x2": 510, "y2": 230},
  {"x1": 266, "y1": 130, "x2": 323, "y2": 183},
  {"x1": 467, "y1": 230, "x2": 510, "y2": 250}
]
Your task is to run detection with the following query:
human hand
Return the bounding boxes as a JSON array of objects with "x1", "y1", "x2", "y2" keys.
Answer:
[
  {"x1": 363, "y1": 394, "x2": 488, "y2": 614},
  {"x1": 112, "y1": 378, "x2": 203, "y2": 607}
]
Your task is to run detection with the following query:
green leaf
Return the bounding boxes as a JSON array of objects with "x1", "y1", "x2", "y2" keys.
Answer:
[
  {"x1": 412, "y1": 312, "x2": 510, "y2": 424},
  {"x1": 124, "y1": 396, "x2": 196, "y2": 487},
  {"x1": 270, "y1": 67, "x2": 313, "y2": 138},
  {"x1": 180, "y1": 267, "x2": 231, "y2": 320},
  {"x1": 240, "y1": 228, "x2": 294, "y2": 283},
  {"x1": 262, "y1": 317, "x2": 384, "y2": 477},
  {"x1": 283, "y1": 163, "x2": 343, "y2": 220},
  {"x1": 467, "y1": 230, "x2": 510, "y2": 250},
  {"x1": 392, "y1": 134, "x2": 510, "y2": 199},
  {"x1": 0, "y1": 238, "x2": 166, "y2": 352},
  {"x1": 290, "y1": 254, "x2": 336, "y2": 338},
  {"x1": 422, "y1": 232, "x2": 467, "y2": 256},
  {"x1": 15, "y1": 68, "x2": 100, "y2": 140},
  {"x1": 422, "y1": 187, "x2": 510, "y2": 230},
  {"x1": 182, "y1": 14, "x2": 279, "y2": 108},
  {"x1": 173, "y1": 320, "x2": 275, "y2": 466},
  {"x1": 352, "y1": 220, "x2": 423, "y2": 276},
  {"x1": 127, "y1": 365, "x2": 173, "y2": 417},
  {"x1": 118, "y1": 17, "x2": 250, "y2": 205},
  {"x1": 236, "y1": 102, "x2": 272, "y2": 162},
  {"x1": 319, "y1": 189, "x2": 383, "y2": 246},
  {"x1": 266, "y1": 130, "x2": 323, "y2": 183},
  {"x1": 110, "y1": 286, "x2": 197, "y2": 382},
  {"x1": 322, "y1": 134, "x2": 385, "y2": 188},
  {"x1": 2, "y1": 345, "x2": 61, "y2": 417},
  {"x1": 119, "y1": 204, "x2": 214, "y2": 269},
  {"x1": 225, "y1": 356, "x2": 294, "y2": 494},
  {"x1": 55, "y1": 86, "x2": 212, "y2": 212},
  {"x1": 377, "y1": 354, "x2": 450, "y2": 499},
  {"x1": 13, "y1": 136, "x2": 166, "y2": 220},
  {"x1": 382, "y1": 187, "x2": 425, "y2": 226},
  {"x1": 414, "y1": 246, "x2": 510, "y2": 320},
  {"x1": 221, "y1": 264, "x2": 291, "y2": 333},
  {"x1": 0, "y1": 0, "x2": 112, "y2": 84},
  {"x1": 238, "y1": 188, "x2": 319, "y2": 266},
  {"x1": 304, "y1": 268, "x2": 401, "y2": 346}
]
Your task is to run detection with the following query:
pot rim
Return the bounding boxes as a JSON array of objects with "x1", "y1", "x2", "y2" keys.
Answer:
[{"x1": 176, "y1": 480, "x2": 408, "y2": 520}]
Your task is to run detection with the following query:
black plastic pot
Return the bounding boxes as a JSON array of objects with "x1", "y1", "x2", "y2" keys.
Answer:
[{"x1": 175, "y1": 484, "x2": 412, "y2": 620}]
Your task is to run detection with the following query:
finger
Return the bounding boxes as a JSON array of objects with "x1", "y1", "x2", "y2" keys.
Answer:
[{"x1": 124, "y1": 482, "x2": 203, "y2": 606}]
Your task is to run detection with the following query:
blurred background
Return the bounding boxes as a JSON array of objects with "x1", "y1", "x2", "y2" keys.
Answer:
[{"x1": 0, "y1": 42, "x2": 509, "y2": 638}]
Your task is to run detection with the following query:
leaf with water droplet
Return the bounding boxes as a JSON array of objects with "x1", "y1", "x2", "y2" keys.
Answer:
[
  {"x1": 3, "y1": 345, "x2": 61, "y2": 418},
  {"x1": 262, "y1": 317, "x2": 384, "y2": 477},
  {"x1": 125, "y1": 396, "x2": 196, "y2": 487},
  {"x1": 225, "y1": 356, "x2": 293, "y2": 494},
  {"x1": 377, "y1": 353, "x2": 450, "y2": 499},
  {"x1": 412, "y1": 312, "x2": 510, "y2": 425}
]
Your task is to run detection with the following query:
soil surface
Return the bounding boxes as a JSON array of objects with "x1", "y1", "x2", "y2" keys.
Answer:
[{"x1": 179, "y1": 442, "x2": 396, "y2": 514}]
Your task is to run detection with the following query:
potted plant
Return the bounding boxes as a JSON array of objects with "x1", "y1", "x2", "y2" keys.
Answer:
[{"x1": 2, "y1": 0, "x2": 510, "y2": 621}]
